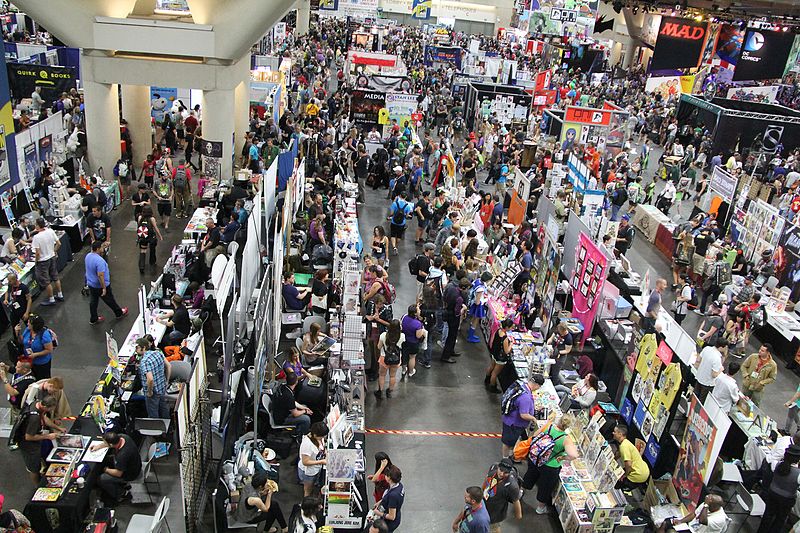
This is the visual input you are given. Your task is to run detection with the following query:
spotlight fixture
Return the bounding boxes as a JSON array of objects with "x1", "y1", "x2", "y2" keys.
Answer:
[{"x1": 632, "y1": 5, "x2": 638, "y2": 14}]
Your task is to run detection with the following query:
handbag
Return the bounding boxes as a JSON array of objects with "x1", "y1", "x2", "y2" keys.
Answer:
[{"x1": 6, "y1": 338, "x2": 22, "y2": 364}]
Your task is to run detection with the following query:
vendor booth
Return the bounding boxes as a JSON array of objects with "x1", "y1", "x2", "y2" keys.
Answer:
[
  {"x1": 463, "y1": 82, "x2": 533, "y2": 132},
  {"x1": 676, "y1": 93, "x2": 800, "y2": 157}
]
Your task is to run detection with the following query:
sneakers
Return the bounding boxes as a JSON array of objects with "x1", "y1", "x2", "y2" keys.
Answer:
[
  {"x1": 374, "y1": 389, "x2": 382, "y2": 399},
  {"x1": 41, "y1": 300, "x2": 56, "y2": 307},
  {"x1": 90, "y1": 316, "x2": 106, "y2": 325},
  {"x1": 693, "y1": 309, "x2": 704, "y2": 315},
  {"x1": 117, "y1": 307, "x2": 129, "y2": 319},
  {"x1": 535, "y1": 505, "x2": 548, "y2": 515},
  {"x1": 441, "y1": 357, "x2": 457, "y2": 364},
  {"x1": 421, "y1": 362, "x2": 431, "y2": 369},
  {"x1": 407, "y1": 368, "x2": 417, "y2": 378},
  {"x1": 54, "y1": 295, "x2": 65, "y2": 302},
  {"x1": 386, "y1": 389, "x2": 393, "y2": 398}
]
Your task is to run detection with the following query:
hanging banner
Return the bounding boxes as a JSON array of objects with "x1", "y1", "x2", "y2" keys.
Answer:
[
  {"x1": 411, "y1": 0, "x2": 431, "y2": 19},
  {"x1": 673, "y1": 395, "x2": 719, "y2": 513},
  {"x1": 726, "y1": 85, "x2": 779, "y2": 104},
  {"x1": 38, "y1": 134, "x2": 52, "y2": 166},
  {"x1": 650, "y1": 17, "x2": 709, "y2": 71},
  {"x1": 571, "y1": 233, "x2": 608, "y2": 349},
  {"x1": 150, "y1": 87, "x2": 178, "y2": 124},
  {"x1": 200, "y1": 140, "x2": 222, "y2": 181},
  {"x1": 507, "y1": 170, "x2": 530, "y2": 226},
  {"x1": 349, "y1": 89, "x2": 387, "y2": 128},
  {"x1": 6, "y1": 63, "x2": 77, "y2": 108},
  {"x1": 423, "y1": 45, "x2": 463, "y2": 69},
  {"x1": 712, "y1": 23, "x2": 744, "y2": 66},
  {"x1": 23, "y1": 142, "x2": 38, "y2": 187},
  {"x1": 367, "y1": 75, "x2": 413, "y2": 93},
  {"x1": 319, "y1": 0, "x2": 338, "y2": 10},
  {"x1": 734, "y1": 28, "x2": 796, "y2": 81},
  {"x1": 384, "y1": 92, "x2": 419, "y2": 126},
  {"x1": 0, "y1": 50, "x2": 16, "y2": 192},
  {"x1": 534, "y1": 70, "x2": 552, "y2": 92}
]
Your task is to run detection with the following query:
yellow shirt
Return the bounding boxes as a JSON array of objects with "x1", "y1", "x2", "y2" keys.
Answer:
[
  {"x1": 306, "y1": 103, "x2": 320, "y2": 117},
  {"x1": 619, "y1": 439, "x2": 650, "y2": 483}
]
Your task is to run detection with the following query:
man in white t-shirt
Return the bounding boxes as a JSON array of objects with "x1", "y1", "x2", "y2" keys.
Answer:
[
  {"x1": 693, "y1": 338, "x2": 725, "y2": 402},
  {"x1": 711, "y1": 361, "x2": 741, "y2": 413},
  {"x1": 31, "y1": 218, "x2": 63, "y2": 306},
  {"x1": 657, "y1": 494, "x2": 727, "y2": 533}
]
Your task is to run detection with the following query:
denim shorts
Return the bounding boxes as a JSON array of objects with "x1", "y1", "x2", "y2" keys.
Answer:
[
  {"x1": 501, "y1": 423, "x2": 527, "y2": 447},
  {"x1": 298, "y1": 466, "x2": 317, "y2": 484}
]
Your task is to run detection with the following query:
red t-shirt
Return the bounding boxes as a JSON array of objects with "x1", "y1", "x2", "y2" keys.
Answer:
[
  {"x1": 373, "y1": 473, "x2": 389, "y2": 503},
  {"x1": 142, "y1": 160, "x2": 155, "y2": 177}
]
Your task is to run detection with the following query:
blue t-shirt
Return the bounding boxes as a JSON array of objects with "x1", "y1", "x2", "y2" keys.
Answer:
[
  {"x1": 85, "y1": 252, "x2": 111, "y2": 288},
  {"x1": 22, "y1": 327, "x2": 54, "y2": 365},
  {"x1": 381, "y1": 483, "x2": 404, "y2": 532},
  {"x1": 459, "y1": 503, "x2": 490, "y2": 533},
  {"x1": 249, "y1": 144, "x2": 259, "y2": 162},
  {"x1": 390, "y1": 200, "x2": 412, "y2": 227},
  {"x1": 520, "y1": 251, "x2": 533, "y2": 271},
  {"x1": 282, "y1": 283, "x2": 304, "y2": 311}
]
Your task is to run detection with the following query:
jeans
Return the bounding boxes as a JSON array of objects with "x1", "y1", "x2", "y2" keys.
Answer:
[
  {"x1": 89, "y1": 285, "x2": 124, "y2": 322},
  {"x1": 700, "y1": 284, "x2": 721, "y2": 313},
  {"x1": 611, "y1": 204, "x2": 621, "y2": 221},
  {"x1": 521, "y1": 460, "x2": 561, "y2": 505},
  {"x1": 785, "y1": 404, "x2": 800, "y2": 434},
  {"x1": 285, "y1": 413, "x2": 311, "y2": 436},
  {"x1": 145, "y1": 393, "x2": 169, "y2": 418},
  {"x1": 246, "y1": 501, "x2": 287, "y2": 529},
  {"x1": 98, "y1": 472, "x2": 130, "y2": 502}
]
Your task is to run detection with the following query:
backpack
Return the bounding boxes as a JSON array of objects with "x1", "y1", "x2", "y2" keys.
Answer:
[
  {"x1": 528, "y1": 426, "x2": 566, "y2": 467},
  {"x1": 383, "y1": 340, "x2": 402, "y2": 366},
  {"x1": 117, "y1": 160, "x2": 129, "y2": 178},
  {"x1": 137, "y1": 218, "x2": 153, "y2": 246},
  {"x1": 749, "y1": 305, "x2": 766, "y2": 329},
  {"x1": 378, "y1": 279, "x2": 396, "y2": 304},
  {"x1": 688, "y1": 286, "x2": 698, "y2": 309},
  {"x1": 407, "y1": 254, "x2": 422, "y2": 276},
  {"x1": 173, "y1": 167, "x2": 188, "y2": 190},
  {"x1": 391, "y1": 200, "x2": 407, "y2": 225},
  {"x1": 501, "y1": 379, "x2": 528, "y2": 415},
  {"x1": 155, "y1": 158, "x2": 168, "y2": 177},
  {"x1": 8, "y1": 406, "x2": 34, "y2": 449}
]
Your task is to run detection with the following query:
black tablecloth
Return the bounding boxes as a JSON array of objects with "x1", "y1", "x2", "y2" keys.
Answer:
[
  {"x1": 53, "y1": 222, "x2": 83, "y2": 253},
  {"x1": 56, "y1": 232, "x2": 72, "y2": 272}
]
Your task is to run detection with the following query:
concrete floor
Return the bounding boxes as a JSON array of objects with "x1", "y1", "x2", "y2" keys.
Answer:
[{"x1": 0, "y1": 189, "x2": 191, "y2": 531}]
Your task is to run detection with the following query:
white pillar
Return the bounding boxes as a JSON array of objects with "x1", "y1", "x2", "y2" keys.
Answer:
[
  {"x1": 295, "y1": 0, "x2": 310, "y2": 34},
  {"x1": 81, "y1": 54, "x2": 121, "y2": 178},
  {"x1": 201, "y1": 88, "x2": 236, "y2": 179},
  {"x1": 120, "y1": 84, "x2": 151, "y2": 169},
  {"x1": 234, "y1": 80, "x2": 249, "y2": 165}
]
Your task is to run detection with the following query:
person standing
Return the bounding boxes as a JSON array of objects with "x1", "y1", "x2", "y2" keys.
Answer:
[
  {"x1": 0, "y1": 360, "x2": 35, "y2": 423},
  {"x1": 612, "y1": 424, "x2": 650, "y2": 491},
  {"x1": 387, "y1": 191, "x2": 413, "y2": 256},
  {"x1": 89, "y1": 432, "x2": 142, "y2": 504},
  {"x1": 644, "y1": 278, "x2": 667, "y2": 331},
  {"x1": 17, "y1": 315, "x2": 55, "y2": 380},
  {"x1": 673, "y1": 274, "x2": 692, "y2": 326},
  {"x1": 500, "y1": 374, "x2": 543, "y2": 457},
  {"x1": 614, "y1": 215, "x2": 634, "y2": 256},
  {"x1": 441, "y1": 276, "x2": 465, "y2": 364},
  {"x1": 711, "y1": 361, "x2": 742, "y2": 413},
  {"x1": 171, "y1": 159, "x2": 193, "y2": 219},
  {"x1": 131, "y1": 182, "x2": 151, "y2": 222},
  {"x1": 452, "y1": 486, "x2": 491, "y2": 533},
  {"x1": 154, "y1": 172, "x2": 174, "y2": 229},
  {"x1": 756, "y1": 446, "x2": 800, "y2": 533},
  {"x1": 136, "y1": 206, "x2": 162, "y2": 273},
  {"x1": 86, "y1": 205, "x2": 112, "y2": 248},
  {"x1": 85, "y1": 240, "x2": 129, "y2": 325},
  {"x1": 693, "y1": 338, "x2": 726, "y2": 402},
  {"x1": 521, "y1": 414, "x2": 578, "y2": 515},
  {"x1": 741, "y1": 343, "x2": 778, "y2": 406},
  {"x1": 137, "y1": 338, "x2": 171, "y2": 418},
  {"x1": 784, "y1": 383, "x2": 800, "y2": 434},
  {"x1": 4, "y1": 272, "x2": 31, "y2": 328},
  {"x1": 32, "y1": 218, "x2": 63, "y2": 306},
  {"x1": 482, "y1": 459, "x2": 522, "y2": 533},
  {"x1": 19, "y1": 395, "x2": 60, "y2": 483},
  {"x1": 374, "y1": 465, "x2": 404, "y2": 532},
  {"x1": 298, "y1": 422, "x2": 328, "y2": 497}
]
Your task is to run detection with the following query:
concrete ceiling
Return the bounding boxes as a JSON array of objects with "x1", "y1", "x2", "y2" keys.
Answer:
[{"x1": 13, "y1": 0, "x2": 297, "y2": 61}]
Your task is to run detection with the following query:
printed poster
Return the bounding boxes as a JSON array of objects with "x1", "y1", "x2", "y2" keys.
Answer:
[
  {"x1": 411, "y1": 0, "x2": 431, "y2": 19},
  {"x1": 621, "y1": 398, "x2": 634, "y2": 425},
  {"x1": 38, "y1": 134, "x2": 52, "y2": 166},
  {"x1": 644, "y1": 435, "x2": 661, "y2": 466},
  {"x1": 635, "y1": 333, "x2": 658, "y2": 377},
  {"x1": 23, "y1": 142, "x2": 38, "y2": 187},
  {"x1": 674, "y1": 395, "x2": 718, "y2": 513},
  {"x1": 632, "y1": 400, "x2": 647, "y2": 432},
  {"x1": 570, "y1": 233, "x2": 608, "y2": 348},
  {"x1": 150, "y1": 87, "x2": 177, "y2": 124}
]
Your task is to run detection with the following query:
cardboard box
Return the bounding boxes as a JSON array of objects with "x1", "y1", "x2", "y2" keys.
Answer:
[{"x1": 643, "y1": 478, "x2": 680, "y2": 511}]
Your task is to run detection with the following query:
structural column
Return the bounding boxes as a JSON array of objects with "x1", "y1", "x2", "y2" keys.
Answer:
[
  {"x1": 120, "y1": 84, "x2": 151, "y2": 170},
  {"x1": 81, "y1": 54, "x2": 121, "y2": 179},
  {"x1": 201, "y1": 88, "x2": 236, "y2": 179},
  {"x1": 234, "y1": 80, "x2": 249, "y2": 165},
  {"x1": 295, "y1": 0, "x2": 311, "y2": 34}
]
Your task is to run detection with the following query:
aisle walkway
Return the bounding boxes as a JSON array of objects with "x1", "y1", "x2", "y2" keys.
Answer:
[
  {"x1": 359, "y1": 185, "x2": 562, "y2": 532},
  {"x1": 0, "y1": 193, "x2": 190, "y2": 529}
]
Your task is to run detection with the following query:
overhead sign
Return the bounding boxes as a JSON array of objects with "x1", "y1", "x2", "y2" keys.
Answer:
[
  {"x1": 6, "y1": 63, "x2": 77, "y2": 107},
  {"x1": 733, "y1": 28, "x2": 795, "y2": 81},
  {"x1": 349, "y1": 89, "x2": 386, "y2": 127},
  {"x1": 411, "y1": 0, "x2": 431, "y2": 19},
  {"x1": 423, "y1": 45, "x2": 463, "y2": 69},
  {"x1": 534, "y1": 69, "x2": 552, "y2": 92},
  {"x1": 550, "y1": 8, "x2": 577, "y2": 23},
  {"x1": 564, "y1": 106, "x2": 612, "y2": 126},
  {"x1": 650, "y1": 16, "x2": 709, "y2": 71}
]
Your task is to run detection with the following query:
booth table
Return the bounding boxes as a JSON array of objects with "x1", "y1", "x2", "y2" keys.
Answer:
[
  {"x1": 183, "y1": 207, "x2": 219, "y2": 240},
  {"x1": 721, "y1": 402, "x2": 777, "y2": 461},
  {"x1": 630, "y1": 205, "x2": 672, "y2": 244}
]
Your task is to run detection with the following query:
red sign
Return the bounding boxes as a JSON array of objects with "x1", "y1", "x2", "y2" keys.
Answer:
[
  {"x1": 533, "y1": 90, "x2": 557, "y2": 107},
  {"x1": 660, "y1": 22, "x2": 706, "y2": 40},
  {"x1": 564, "y1": 106, "x2": 612, "y2": 126},
  {"x1": 350, "y1": 53, "x2": 397, "y2": 67},
  {"x1": 534, "y1": 70, "x2": 552, "y2": 92}
]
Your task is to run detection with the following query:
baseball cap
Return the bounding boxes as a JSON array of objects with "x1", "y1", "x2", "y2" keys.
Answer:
[
  {"x1": 621, "y1": 214, "x2": 631, "y2": 221},
  {"x1": 393, "y1": 165, "x2": 403, "y2": 172},
  {"x1": 423, "y1": 242, "x2": 435, "y2": 252},
  {"x1": 745, "y1": 274, "x2": 755, "y2": 281},
  {"x1": 530, "y1": 373, "x2": 545, "y2": 386},
  {"x1": 498, "y1": 458, "x2": 514, "y2": 472}
]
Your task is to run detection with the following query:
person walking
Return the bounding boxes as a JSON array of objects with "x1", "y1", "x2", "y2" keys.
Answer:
[
  {"x1": 136, "y1": 206, "x2": 163, "y2": 273},
  {"x1": 452, "y1": 486, "x2": 491, "y2": 533},
  {"x1": 376, "y1": 319, "x2": 404, "y2": 399},
  {"x1": 741, "y1": 343, "x2": 778, "y2": 406},
  {"x1": 756, "y1": 445, "x2": 800, "y2": 533},
  {"x1": 154, "y1": 172, "x2": 174, "y2": 229},
  {"x1": 136, "y1": 338, "x2": 171, "y2": 418},
  {"x1": 31, "y1": 218, "x2": 63, "y2": 306},
  {"x1": 85, "y1": 240, "x2": 129, "y2": 325},
  {"x1": 784, "y1": 383, "x2": 800, "y2": 434},
  {"x1": 387, "y1": 191, "x2": 412, "y2": 255},
  {"x1": 482, "y1": 459, "x2": 522, "y2": 533},
  {"x1": 373, "y1": 465, "x2": 404, "y2": 532},
  {"x1": 4, "y1": 272, "x2": 31, "y2": 328},
  {"x1": 171, "y1": 159, "x2": 192, "y2": 219}
]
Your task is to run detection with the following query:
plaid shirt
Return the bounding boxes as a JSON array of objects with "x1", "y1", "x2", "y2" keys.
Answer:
[{"x1": 139, "y1": 350, "x2": 167, "y2": 395}]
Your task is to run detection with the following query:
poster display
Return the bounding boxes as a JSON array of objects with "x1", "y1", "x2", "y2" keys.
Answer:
[
  {"x1": 674, "y1": 395, "x2": 721, "y2": 513},
  {"x1": 775, "y1": 223, "x2": 800, "y2": 303},
  {"x1": 6, "y1": 63, "x2": 77, "y2": 107},
  {"x1": 150, "y1": 87, "x2": 178, "y2": 124},
  {"x1": 200, "y1": 140, "x2": 222, "y2": 181},
  {"x1": 325, "y1": 448, "x2": 364, "y2": 528},
  {"x1": 349, "y1": 89, "x2": 387, "y2": 129},
  {"x1": 650, "y1": 17, "x2": 709, "y2": 71},
  {"x1": 384, "y1": 92, "x2": 419, "y2": 127},
  {"x1": 570, "y1": 233, "x2": 608, "y2": 349},
  {"x1": 423, "y1": 46, "x2": 463, "y2": 69},
  {"x1": 726, "y1": 85, "x2": 779, "y2": 103},
  {"x1": 23, "y1": 142, "x2": 38, "y2": 187},
  {"x1": 712, "y1": 23, "x2": 744, "y2": 66},
  {"x1": 734, "y1": 28, "x2": 796, "y2": 81},
  {"x1": 411, "y1": 0, "x2": 431, "y2": 19},
  {"x1": 528, "y1": 0, "x2": 598, "y2": 38}
]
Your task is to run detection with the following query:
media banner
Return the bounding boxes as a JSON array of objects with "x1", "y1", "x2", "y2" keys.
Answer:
[
  {"x1": 349, "y1": 89, "x2": 387, "y2": 128},
  {"x1": 423, "y1": 45, "x2": 463, "y2": 69},
  {"x1": 150, "y1": 87, "x2": 177, "y2": 124},
  {"x1": 570, "y1": 233, "x2": 608, "y2": 349},
  {"x1": 711, "y1": 23, "x2": 743, "y2": 66},
  {"x1": 650, "y1": 17, "x2": 709, "y2": 71},
  {"x1": 384, "y1": 92, "x2": 419, "y2": 126},
  {"x1": 6, "y1": 63, "x2": 77, "y2": 107},
  {"x1": 411, "y1": 0, "x2": 431, "y2": 19},
  {"x1": 734, "y1": 28, "x2": 796, "y2": 81},
  {"x1": 726, "y1": 84, "x2": 779, "y2": 103},
  {"x1": 673, "y1": 395, "x2": 720, "y2": 513},
  {"x1": 318, "y1": 0, "x2": 338, "y2": 10}
]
